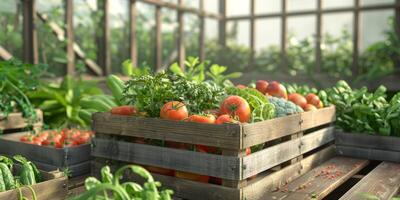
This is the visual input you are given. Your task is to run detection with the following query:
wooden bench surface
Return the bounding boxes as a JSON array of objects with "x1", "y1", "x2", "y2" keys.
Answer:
[
  {"x1": 264, "y1": 157, "x2": 369, "y2": 200},
  {"x1": 339, "y1": 162, "x2": 400, "y2": 200}
]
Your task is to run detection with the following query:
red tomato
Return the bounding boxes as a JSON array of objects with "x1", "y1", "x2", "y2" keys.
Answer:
[
  {"x1": 111, "y1": 105, "x2": 137, "y2": 116},
  {"x1": 303, "y1": 104, "x2": 318, "y2": 111},
  {"x1": 160, "y1": 101, "x2": 188, "y2": 121},
  {"x1": 65, "y1": 140, "x2": 79, "y2": 148},
  {"x1": 256, "y1": 80, "x2": 269, "y2": 94},
  {"x1": 76, "y1": 132, "x2": 90, "y2": 145},
  {"x1": 175, "y1": 171, "x2": 210, "y2": 183},
  {"x1": 187, "y1": 114, "x2": 216, "y2": 124},
  {"x1": 266, "y1": 81, "x2": 288, "y2": 99},
  {"x1": 215, "y1": 114, "x2": 238, "y2": 124},
  {"x1": 54, "y1": 141, "x2": 64, "y2": 148},
  {"x1": 305, "y1": 93, "x2": 321, "y2": 107},
  {"x1": 220, "y1": 96, "x2": 251, "y2": 123},
  {"x1": 20, "y1": 135, "x2": 31, "y2": 142},
  {"x1": 245, "y1": 147, "x2": 251, "y2": 155},
  {"x1": 236, "y1": 84, "x2": 247, "y2": 89},
  {"x1": 288, "y1": 93, "x2": 307, "y2": 108},
  {"x1": 41, "y1": 139, "x2": 51, "y2": 146}
]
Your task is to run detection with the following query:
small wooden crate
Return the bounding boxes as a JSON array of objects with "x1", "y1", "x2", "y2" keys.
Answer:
[
  {"x1": 335, "y1": 131, "x2": 400, "y2": 163},
  {"x1": 0, "y1": 167, "x2": 68, "y2": 200},
  {"x1": 91, "y1": 106, "x2": 336, "y2": 200},
  {"x1": 0, "y1": 132, "x2": 91, "y2": 177},
  {"x1": 0, "y1": 109, "x2": 43, "y2": 134}
]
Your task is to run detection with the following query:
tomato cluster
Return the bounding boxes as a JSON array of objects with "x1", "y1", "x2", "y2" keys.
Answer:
[{"x1": 20, "y1": 129, "x2": 94, "y2": 148}]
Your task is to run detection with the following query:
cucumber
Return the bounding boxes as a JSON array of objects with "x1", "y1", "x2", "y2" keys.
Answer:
[
  {"x1": 89, "y1": 95, "x2": 118, "y2": 108},
  {"x1": 78, "y1": 109, "x2": 93, "y2": 124},
  {"x1": 106, "y1": 75, "x2": 125, "y2": 105},
  {"x1": 79, "y1": 98, "x2": 112, "y2": 112},
  {"x1": 0, "y1": 163, "x2": 15, "y2": 190}
]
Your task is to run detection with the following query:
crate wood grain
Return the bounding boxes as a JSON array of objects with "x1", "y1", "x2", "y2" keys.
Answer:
[
  {"x1": 264, "y1": 157, "x2": 369, "y2": 200},
  {"x1": 335, "y1": 131, "x2": 400, "y2": 162},
  {"x1": 339, "y1": 162, "x2": 400, "y2": 200},
  {"x1": 0, "y1": 168, "x2": 68, "y2": 200},
  {"x1": 0, "y1": 109, "x2": 43, "y2": 132},
  {"x1": 91, "y1": 145, "x2": 336, "y2": 200},
  {"x1": 92, "y1": 106, "x2": 335, "y2": 150},
  {"x1": 0, "y1": 132, "x2": 91, "y2": 177},
  {"x1": 92, "y1": 127, "x2": 334, "y2": 181}
]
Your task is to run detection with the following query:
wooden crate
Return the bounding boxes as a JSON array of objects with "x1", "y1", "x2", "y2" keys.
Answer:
[
  {"x1": 0, "y1": 167, "x2": 68, "y2": 200},
  {"x1": 0, "y1": 132, "x2": 91, "y2": 177},
  {"x1": 91, "y1": 106, "x2": 336, "y2": 200},
  {"x1": 335, "y1": 131, "x2": 400, "y2": 163},
  {"x1": 264, "y1": 156, "x2": 400, "y2": 200},
  {"x1": 0, "y1": 109, "x2": 43, "y2": 134}
]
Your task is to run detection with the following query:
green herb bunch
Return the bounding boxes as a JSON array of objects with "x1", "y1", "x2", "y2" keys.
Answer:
[
  {"x1": 123, "y1": 72, "x2": 225, "y2": 117},
  {"x1": 0, "y1": 59, "x2": 47, "y2": 124}
]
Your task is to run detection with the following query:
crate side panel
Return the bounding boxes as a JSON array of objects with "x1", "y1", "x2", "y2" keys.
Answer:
[
  {"x1": 0, "y1": 110, "x2": 43, "y2": 131},
  {"x1": 300, "y1": 106, "x2": 336, "y2": 131},
  {"x1": 92, "y1": 138, "x2": 241, "y2": 180},
  {"x1": 336, "y1": 146, "x2": 400, "y2": 163},
  {"x1": 335, "y1": 131, "x2": 400, "y2": 152},
  {"x1": 92, "y1": 112, "x2": 241, "y2": 149}
]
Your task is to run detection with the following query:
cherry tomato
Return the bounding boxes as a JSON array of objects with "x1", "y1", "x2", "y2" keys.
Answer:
[
  {"x1": 160, "y1": 101, "x2": 188, "y2": 121},
  {"x1": 220, "y1": 96, "x2": 251, "y2": 123},
  {"x1": 215, "y1": 114, "x2": 238, "y2": 124},
  {"x1": 187, "y1": 114, "x2": 216, "y2": 124}
]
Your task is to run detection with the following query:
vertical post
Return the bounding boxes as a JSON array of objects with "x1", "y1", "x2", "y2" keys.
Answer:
[
  {"x1": 177, "y1": 0, "x2": 185, "y2": 69},
  {"x1": 129, "y1": 0, "x2": 138, "y2": 67},
  {"x1": 249, "y1": 0, "x2": 256, "y2": 70},
  {"x1": 199, "y1": 0, "x2": 206, "y2": 62},
  {"x1": 98, "y1": 0, "x2": 110, "y2": 75},
  {"x1": 221, "y1": 149, "x2": 247, "y2": 188},
  {"x1": 352, "y1": 0, "x2": 360, "y2": 76},
  {"x1": 315, "y1": 0, "x2": 322, "y2": 73},
  {"x1": 155, "y1": 5, "x2": 162, "y2": 71},
  {"x1": 22, "y1": 0, "x2": 38, "y2": 64},
  {"x1": 395, "y1": 0, "x2": 400, "y2": 72},
  {"x1": 65, "y1": 0, "x2": 75, "y2": 75},
  {"x1": 218, "y1": 0, "x2": 226, "y2": 47},
  {"x1": 281, "y1": 0, "x2": 287, "y2": 71}
]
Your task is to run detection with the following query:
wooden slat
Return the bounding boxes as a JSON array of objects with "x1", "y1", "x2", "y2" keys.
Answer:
[
  {"x1": 340, "y1": 162, "x2": 400, "y2": 200},
  {"x1": 353, "y1": 0, "x2": 360, "y2": 75},
  {"x1": 218, "y1": 0, "x2": 226, "y2": 46},
  {"x1": 242, "y1": 127, "x2": 335, "y2": 179},
  {"x1": 281, "y1": 0, "x2": 287, "y2": 70},
  {"x1": 0, "y1": 110, "x2": 43, "y2": 131},
  {"x1": 92, "y1": 137, "x2": 241, "y2": 180},
  {"x1": 335, "y1": 131, "x2": 400, "y2": 152},
  {"x1": 221, "y1": 149, "x2": 246, "y2": 188},
  {"x1": 177, "y1": 0, "x2": 185, "y2": 69},
  {"x1": 92, "y1": 159, "x2": 240, "y2": 200},
  {"x1": 36, "y1": 12, "x2": 103, "y2": 75},
  {"x1": 92, "y1": 112, "x2": 241, "y2": 149},
  {"x1": 336, "y1": 146, "x2": 400, "y2": 163},
  {"x1": 315, "y1": 0, "x2": 322, "y2": 73},
  {"x1": 98, "y1": 0, "x2": 111, "y2": 75},
  {"x1": 0, "y1": 45, "x2": 13, "y2": 60},
  {"x1": 198, "y1": 0, "x2": 205, "y2": 61},
  {"x1": 65, "y1": 0, "x2": 75, "y2": 75},
  {"x1": 138, "y1": 0, "x2": 222, "y2": 19},
  {"x1": 249, "y1": 0, "x2": 255, "y2": 70},
  {"x1": 300, "y1": 106, "x2": 336, "y2": 131},
  {"x1": 226, "y1": 3, "x2": 400, "y2": 20},
  {"x1": 155, "y1": 5, "x2": 162, "y2": 71},
  {"x1": 242, "y1": 145, "x2": 336, "y2": 200},
  {"x1": 129, "y1": 0, "x2": 138, "y2": 67},
  {"x1": 265, "y1": 157, "x2": 369, "y2": 200},
  {"x1": 22, "y1": 0, "x2": 38, "y2": 64}
]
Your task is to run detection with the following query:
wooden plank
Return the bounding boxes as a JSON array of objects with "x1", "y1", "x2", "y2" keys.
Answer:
[
  {"x1": 218, "y1": 0, "x2": 226, "y2": 46},
  {"x1": 242, "y1": 113, "x2": 301, "y2": 148},
  {"x1": 0, "y1": 110, "x2": 43, "y2": 131},
  {"x1": 92, "y1": 137, "x2": 241, "y2": 180},
  {"x1": 0, "y1": 45, "x2": 13, "y2": 60},
  {"x1": 315, "y1": 0, "x2": 322, "y2": 73},
  {"x1": 249, "y1": 0, "x2": 255, "y2": 70},
  {"x1": 221, "y1": 149, "x2": 246, "y2": 188},
  {"x1": 226, "y1": 3, "x2": 400, "y2": 20},
  {"x1": 91, "y1": 159, "x2": 240, "y2": 200},
  {"x1": 129, "y1": 0, "x2": 138, "y2": 67},
  {"x1": 300, "y1": 106, "x2": 336, "y2": 131},
  {"x1": 36, "y1": 12, "x2": 103, "y2": 75},
  {"x1": 265, "y1": 157, "x2": 368, "y2": 200},
  {"x1": 336, "y1": 146, "x2": 400, "y2": 163},
  {"x1": 242, "y1": 145, "x2": 336, "y2": 200},
  {"x1": 22, "y1": 0, "x2": 38, "y2": 64},
  {"x1": 242, "y1": 127, "x2": 334, "y2": 179},
  {"x1": 281, "y1": 0, "x2": 287, "y2": 70},
  {"x1": 92, "y1": 112, "x2": 241, "y2": 149},
  {"x1": 340, "y1": 162, "x2": 400, "y2": 200},
  {"x1": 353, "y1": 0, "x2": 360, "y2": 75},
  {"x1": 98, "y1": 0, "x2": 111, "y2": 75},
  {"x1": 65, "y1": 0, "x2": 75, "y2": 75},
  {"x1": 177, "y1": 0, "x2": 185, "y2": 69},
  {"x1": 199, "y1": 0, "x2": 205, "y2": 61},
  {"x1": 335, "y1": 131, "x2": 400, "y2": 152},
  {"x1": 155, "y1": 5, "x2": 162, "y2": 71}
]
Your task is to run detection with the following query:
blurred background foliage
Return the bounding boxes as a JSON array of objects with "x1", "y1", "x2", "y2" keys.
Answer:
[{"x1": 0, "y1": 0, "x2": 399, "y2": 83}]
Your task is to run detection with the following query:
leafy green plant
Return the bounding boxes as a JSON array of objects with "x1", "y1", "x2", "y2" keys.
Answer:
[
  {"x1": 71, "y1": 165, "x2": 173, "y2": 200},
  {"x1": 169, "y1": 57, "x2": 206, "y2": 83}
]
